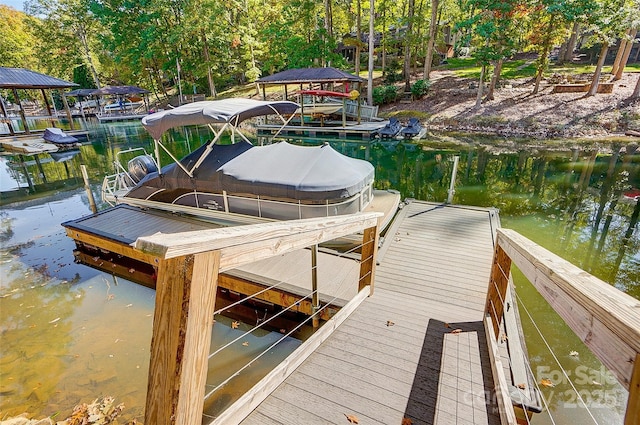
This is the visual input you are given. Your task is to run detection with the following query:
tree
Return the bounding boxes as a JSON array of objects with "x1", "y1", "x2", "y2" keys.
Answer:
[
  {"x1": 584, "y1": 0, "x2": 638, "y2": 96},
  {"x1": 0, "y1": 5, "x2": 38, "y2": 69},
  {"x1": 423, "y1": 0, "x2": 439, "y2": 80},
  {"x1": 368, "y1": 0, "x2": 375, "y2": 106},
  {"x1": 24, "y1": 0, "x2": 103, "y2": 86},
  {"x1": 528, "y1": 0, "x2": 597, "y2": 95},
  {"x1": 403, "y1": 0, "x2": 416, "y2": 84},
  {"x1": 457, "y1": 0, "x2": 526, "y2": 104}
]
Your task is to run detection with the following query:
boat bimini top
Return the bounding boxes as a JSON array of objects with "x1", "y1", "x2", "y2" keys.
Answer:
[{"x1": 141, "y1": 98, "x2": 299, "y2": 177}]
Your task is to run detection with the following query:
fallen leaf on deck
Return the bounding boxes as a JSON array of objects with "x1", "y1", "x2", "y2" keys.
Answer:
[
  {"x1": 451, "y1": 329, "x2": 462, "y2": 334},
  {"x1": 500, "y1": 333, "x2": 508, "y2": 343},
  {"x1": 516, "y1": 383, "x2": 526, "y2": 389},
  {"x1": 386, "y1": 320, "x2": 395, "y2": 327},
  {"x1": 344, "y1": 414, "x2": 359, "y2": 424},
  {"x1": 402, "y1": 417, "x2": 413, "y2": 425},
  {"x1": 231, "y1": 321, "x2": 239, "y2": 329},
  {"x1": 540, "y1": 378, "x2": 554, "y2": 387}
]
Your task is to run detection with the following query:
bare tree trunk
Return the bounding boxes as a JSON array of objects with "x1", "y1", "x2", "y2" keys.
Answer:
[
  {"x1": 586, "y1": 42, "x2": 608, "y2": 96},
  {"x1": 632, "y1": 73, "x2": 640, "y2": 98},
  {"x1": 475, "y1": 64, "x2": 486, "y2": 108},
  {"x1": 484, "y1": 58, "x2": 503, "y2": 101},
  {"x1": 561, "y1": 22, "x2": 580, "y2": 63},
  {"x1": 403, "y1": 0, "x2": 415, "y2": 83},
  {"x1": 355, "y1": 0, "x2": 362, "y2": 75},
  {"x1": 324, "y1": 0, "x2": 333, "y2": 38},
  {"x1": 367, "y1": 0, "x2": 375, "y2": 106},
  {"x1": 610, "y1": 29, "x2": 630, "y2": 77},
  {"x1": 201, "y1": 29, "x2": 216, "y2": 98},
  {"x1": 76, "y1": 24, "x2": 101, "y2": 88},
  {"x1": 423, "y1": 0, "x2": 439, "y2": 79},
  {"x1": 613, "y1": 29, "x2": 637, "y2": 81}
]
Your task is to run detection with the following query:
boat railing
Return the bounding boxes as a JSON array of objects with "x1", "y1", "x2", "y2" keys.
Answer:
[
  {"x1": 102, "y1": 148, "x2": 156, "y2": 205},
  {"x1": 105, "y1": 175, "x2": 373, "y2": 220},
  {"x1": 133, "y1": 212, "x2": 383, "y2": 424},
  {"x1": 485, "y1": 228, "x2": 640, "y2": 424}
]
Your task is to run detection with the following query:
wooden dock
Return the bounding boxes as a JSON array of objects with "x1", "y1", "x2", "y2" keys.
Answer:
[
  {"x1": 63, "y1": 196, "x2": 640, "y2": 424},
  {"x1": 235, "y1": 201, "x2": 503, "y2": 425},
  {"x1": 258, "y1": 121, "x2": 387, "y2": 140}
]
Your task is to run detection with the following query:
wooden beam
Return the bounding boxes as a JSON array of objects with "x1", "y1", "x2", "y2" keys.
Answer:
[
  {"x1": 218, "y1": 273, "x2": 338, "y2": 321},
  {"x1": 65, "y1": 227, "x2": 159, "y2": 265},
  {"x1": 358, "y1": 225, "x2": 379, "y2": 295},
  {"x1": 145, "y1": 251, "x2": 221, "y2": 425},
  {"x1": 484, "y1": 315, "x2": 518, "y2": 425},
  {"x1": 135, "y1": 212, "x2": 381, "y2": 261},
  {"x1": 175, "y1": 251, "x2": 220, "y2": 424},
  {"x1": 145, "y1": 255, "x2": 190, "y2": 424},
  {"x1": 626, "y1": 353, "x2": 640, "y2": 425},
  {"x1": 485, "y1": 244, "x2": 511, "y2": 339},
  {"x1": 497, "y1": 228, "x2": 640, "y2": 389}
]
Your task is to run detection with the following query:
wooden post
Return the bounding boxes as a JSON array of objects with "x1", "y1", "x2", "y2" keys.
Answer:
[
  {"x1": 358, "y1": 225, "x2": 379, "y2": 295},
  {"x1": 625, "y1": 353, "x2": 640, "y2": 425},
  {"x1": 18, "y1": 154, "x2": 34, "y2": 192},
  {"x1": 145, "y1": 251, "x2": 220, "y2": 425},
  {"x1": 34, "y1": 154, "x2": 48, "y2": 184},
  {"x1": 0, "y1": 94, "x2": 15, "y2": 135},
  {"x1": 80, "y1": 164, "x2": 97, "y2": 213},
  {"x1": 12, "y1": 88, "x2": 29, "y2": 134},
  {"x1": 485, "y1": 244, "x2": 511, "y2": 339},
  {"x1": 311, "y1": 244, "x2": 320, "y2": 328},
  {"x1": 60, "y1": 89, "x2": 74, "y2": 130},
  {"x1": 41, "y1": 89, "x2": 55, "y2": 127}
]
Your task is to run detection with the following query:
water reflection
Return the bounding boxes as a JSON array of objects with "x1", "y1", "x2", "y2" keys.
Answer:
[{"x1": 1, "y1": 120, "x2": 638, "y2": 424}]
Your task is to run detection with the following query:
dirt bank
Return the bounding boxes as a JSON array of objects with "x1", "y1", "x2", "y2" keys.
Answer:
[{"x1": 381, "y1": 70, "x2": 640, "y2": 140}]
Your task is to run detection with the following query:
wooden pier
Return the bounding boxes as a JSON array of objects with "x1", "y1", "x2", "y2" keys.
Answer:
[
  {"x1": 231, "y1": 202, "x2": 506, "y2": 425},
  {"x1": 258, "y1": 121, "x2": 387, "y2": 140},
  {"x1": 62, "y1": 199, "x2": 640, "y2": 425}
]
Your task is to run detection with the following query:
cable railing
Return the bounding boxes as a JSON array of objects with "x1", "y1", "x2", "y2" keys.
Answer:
[
  {"x1": 485, "y1": 228, "x2": 640, "y2": 425},
  {"x1": 202, "y1": 242, "x2": 371, "y2": 407},
  {"x1": 133, "y1": 211, "x2": 381, "y2": 425}
]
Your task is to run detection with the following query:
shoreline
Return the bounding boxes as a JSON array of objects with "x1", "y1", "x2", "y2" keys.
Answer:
[{"x1": 380, "y1": 70, "x2": 640, "y2": 142}]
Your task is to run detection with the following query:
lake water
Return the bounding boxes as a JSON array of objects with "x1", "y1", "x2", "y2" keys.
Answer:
[{"x1": 1, "y1": 120, "x2": 638, "y2": 424}]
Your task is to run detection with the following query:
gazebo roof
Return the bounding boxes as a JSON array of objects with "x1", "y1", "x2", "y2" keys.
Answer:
[
  {"x1": 257, "y1": 67, "x2": 364, "y2": 85},
  {"x1": 92, "y1": 85, "x2": 149, "y2": 95},
  {"x1": 0, "y1": 67, "x2": 78, "y2": 89},
  {"x1": 65, "y1": 88, "x2": 98, "y2": 97}
]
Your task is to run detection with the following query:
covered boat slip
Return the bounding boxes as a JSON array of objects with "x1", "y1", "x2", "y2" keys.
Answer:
[
  {"x1": 62, "y1": 204, "x2": 362, "y2": 314},
  {"x1": 235, "y1": 201, "x2": 509, "y2": 425}
]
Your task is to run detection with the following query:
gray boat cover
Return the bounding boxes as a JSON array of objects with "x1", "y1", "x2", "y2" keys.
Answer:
[
  {"x1": 141, "y1": 99, "x2": 299, "y2": 140},
  {"x1": 128, "y1": 141, "x2": 374, "y2": 202},
  {"x1": 43, "y1": 127, "x2": 78, "y2": 145}
]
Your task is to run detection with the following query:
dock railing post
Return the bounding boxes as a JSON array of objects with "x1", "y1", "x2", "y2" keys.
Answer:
[
  {"x1": 625, "y1": 353, "x2": 640, "y2": 425},
  {"x1": 145, "y1": 251, "x2": 220, "y2": 425},
  {"x1": 311, "y1": 244, "x2": 320, "y2": 328},
  {"x1": 358, "y1": 224, "x2": 379, "y2": 296},
  {"x1": 485, "y1": 244, "x2": 511, "y2": 339}
]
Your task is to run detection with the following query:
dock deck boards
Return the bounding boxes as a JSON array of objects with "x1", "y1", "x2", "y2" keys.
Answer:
[{"x1": 240, "y1": 201, "x2": 502, "y2": 425}]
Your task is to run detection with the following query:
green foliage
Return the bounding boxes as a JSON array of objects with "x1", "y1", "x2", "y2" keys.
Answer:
[
  {"x1": 72, "y1": 64, "x2": 95, "y2": 88},
  {"x1": 372, "y1": 87, "x2": 386, "y2": 105},
  {"x1": 0, "y1": 6, "x2": 37, "y2": 69},
  {"x1": 383, "y1": 59, "x2": 403, "y2": 84},
  {"x1": 411, "y1": 79, "x2": 431, "y2": 98}
]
